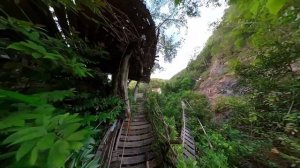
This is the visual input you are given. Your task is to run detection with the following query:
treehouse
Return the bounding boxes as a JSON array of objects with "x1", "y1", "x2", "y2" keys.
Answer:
[{"x1": 0, "y1": 0, "x2": 157, "y2": 114}]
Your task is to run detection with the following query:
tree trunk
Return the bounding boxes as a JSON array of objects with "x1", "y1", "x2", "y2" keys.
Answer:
[
  {"x1": 133, "y1": 81, "x2": 140, "y2": 102},
  {"x1": 112, "y1": 54, "x2": 132, "y2": 117},
  {"x1": 112, "y1": 71, "x2": 118, "y2": 95}
]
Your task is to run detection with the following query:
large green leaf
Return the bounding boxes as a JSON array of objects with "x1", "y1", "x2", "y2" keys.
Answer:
[
  {"x1": 37, "y1": 133, "x2": 55, "y2": 150},
  {"x1": 0, "y1": 89, "x2": 47, "y2": 105},
  {"x1": 66, "y1": 130, "x2": 90, "y2": 141},
  {"x1": 16, "y1": 140, "x2": 36, "y2": 161},
  {"x1": 3, "y1": 127, "x2": 47, "y2": 145},
  {"x1": 62, "y1": 123, "x2": 81, "y2": 137},
  {"x1": 266, "y1": 0, "x2": 287, "y2": 14},
  {"x1": 33, "y1": 90, "x2": 75, "y2": 102},
  {"x1": 250, "y1": 0, "x2": 260, "y2": 15},
  {"x1": 29, "y1": 147, "x2": 38, "y2": 165},
  {"x1": 48, "y1": 140, "x2": 70, "y2": 168},
  {"x1": 0, "y1": 115, "x2": 25, "y2": 130},
  {"x1": 69, "y1": 141, "x2": 84, "y2": 152}
]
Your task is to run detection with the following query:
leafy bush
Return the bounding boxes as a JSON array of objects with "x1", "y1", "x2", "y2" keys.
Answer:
[
  {"x1": 0, "y1": 89, "x2": 92, "y2": 167},
  {"x1": 0, "y1": 88, "x2": 123, "y2": 167}
]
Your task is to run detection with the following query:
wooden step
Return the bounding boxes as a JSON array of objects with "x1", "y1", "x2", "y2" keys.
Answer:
[
  {"x1": 124, "y1": 121, "x2": 150, "y2": 126},
  {"x1": 120, "y1": 132, "x2": 153, "y2": 141},
  {"x1": 121, "y1": 128, "x2": 152, "y2": 135},
  {"x1": 118, "y1": 137, "x2": 154, "y2": 148},
  {"x1": 122, "y1": 124, "x2": 152, "y2": 131},
  {"x1": 184, "y1": 143, "x2": 196, "y2": 155},
  {"x1": 125, "y1": 118, "x2": 147, "y2": 122},
  {"x1": 113, "y1": 145, "x2": 152, "y2": 156},
  {"x1": 112, "y1": 152, "x2": 155, "y2": 165}
]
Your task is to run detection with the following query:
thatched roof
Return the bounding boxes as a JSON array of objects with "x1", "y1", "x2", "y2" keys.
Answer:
[{"x1": 0, "y1": 0, "x2": 157, "y2": 82}]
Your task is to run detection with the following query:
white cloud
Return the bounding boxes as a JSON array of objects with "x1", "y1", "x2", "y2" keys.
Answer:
[{"x1": 152, "y1": 3, "x2": 227, "y2": 79}]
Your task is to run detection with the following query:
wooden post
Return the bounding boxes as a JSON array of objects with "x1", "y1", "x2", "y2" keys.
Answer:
[
  {"x1": 133, "y1": 81, "x2": 140, "y2": 102},
  {"x1": 121, "y1": 54, "x2": 131, "y2": 117},
  {"x1": 181, "y1": 101, "x2": 186, "y2": 147},
  {"x1": 112, "y1": 54, "x2": 132, "y2": 117}
]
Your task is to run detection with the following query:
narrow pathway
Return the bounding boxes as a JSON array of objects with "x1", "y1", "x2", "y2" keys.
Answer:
[{"x1": 110, "y1": 100, "x2": 157, "y2": 168}]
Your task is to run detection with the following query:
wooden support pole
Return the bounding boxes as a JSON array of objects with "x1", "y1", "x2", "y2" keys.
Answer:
[
  {"x1": 122, "y1": 54, "x2": 131, "y2": 117},
  {"x1": 181, "y1": 101, "x2": 186, "y2": 147},
  {"x1": 133, "y1": 80, "x2": 140, "y2": 102}
]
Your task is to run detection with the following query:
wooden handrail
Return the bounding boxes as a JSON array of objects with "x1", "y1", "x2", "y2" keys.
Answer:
[
  {"x1": 183, "y1": 100, "x2": 213, "y2": 149},
  {"x1": 95, "y1": 119, "x2": 123, "y2": 167},
  {"x1": 181, "y1": 101, "x2": 186, "y2": 147}
]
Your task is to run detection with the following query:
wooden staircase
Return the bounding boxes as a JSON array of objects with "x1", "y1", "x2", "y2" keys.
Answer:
[
  {"x1": 110, "y1": 100, "x2": 157, "y2": 168},
  {"x1": 96, "y1": 96, "x2": 199, "y2": 168}
]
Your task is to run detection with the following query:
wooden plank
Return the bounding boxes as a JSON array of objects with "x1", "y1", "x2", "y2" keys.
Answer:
[
  {"x1": 184, "y1": 135, "x2": 195, "y2": 145},
  {"x1": 132, "y1": 115, "x2": 147, "y2": 119},
  {"x1": 120, "y1": 132, "x2": 153, "y2": 141},
  {"x1": 185, "y1": 128, "x2": 191, "y2": 133},
  {"x1": 183, "y1": 132, "x2": 194, "y2": 141},
  {"x1": 185, "y1": 130, "x2": 193, "y2": 137},
  {"x1": 110, "y1": 161, "x2": 121, "y2": 168},
  {"x1": 113, "y1": 152, "x2": 154, "y2": 167},
  {"x1": 183, "y1": 149, "x2": 195, "y2": 160},
  {"x1": 120, "y1": 159, "x2": 157, "y2": 168},
  {"x1": 119, "y1": 152, "x2": 155, "y2": 165},
  {"x1": 123, "y1": 163, "x2": 145, "y2": 168},
  {"x1": 122, "y1": 124, "x2": 151, "y2": 130},
  {"x1": 114, "y1": 145, "x2": 152, "y2": 156},
  {"x1": 118, "y1": 137, "x2": 154, "y2": 148},
  {"x1": 121, "y1": 128, "x2": 152, "y2": 135},
  {"x1": 124, "y1": 121, "x2": 150, "y2": 126},
  {"x1": 184, "y1": 139, "x2": 195, "y2": 149},
  {"x1": 184, "y1": 143, "x2": 196, "y2": 155},
  {"x1": 184, "y1": 140, "x2": 195, "y2": 150},
  {"x1": 125, "y1": 118, "x2": 146, "y2": 122}
]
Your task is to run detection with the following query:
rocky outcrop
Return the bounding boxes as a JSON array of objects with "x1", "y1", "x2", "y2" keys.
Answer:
[{"x1": 197, "y1": 58, "x2": 238, "y2": 104}]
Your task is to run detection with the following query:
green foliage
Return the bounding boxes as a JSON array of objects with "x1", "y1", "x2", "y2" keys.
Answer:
[
  {"x1": 164, "y1": 76, "x2": 195, "y2": 94},
  {"x1": 266, "y1": 0, "x2": 287, "y2": 14},
  {"x1": 194, "y1": 123, "x2": 269, "y2": 168},
  {"x1": 161, "y1": 0, "x2": 300, "y2": 167},
  {"x1": 0, "y1": 0, "x2": 123, "y2": 167},
  {"x1": 149, "y1": 78, "x2": 166, "y2": 89},
  {"x1": 0, "y1": 89, "x2": 92, "y2": 167},
  {"x1": 1, "y1": 16, "x2": 93, "y2": 77},
  {"x1": 0, "y1": 9, "x2": 122, "y2": 167},
  {"x1": 176, "y1": 157, "x2": 197, "y2": 168},
  {"x1": 146, "y1": 89, "x2": 209, "y2": 167},
  {"x1": 0, "y1": 88, "x2": 123, "y2": 167},
  {"x1": 68, "y1": 137, "x2": 100, "y2": 168}
]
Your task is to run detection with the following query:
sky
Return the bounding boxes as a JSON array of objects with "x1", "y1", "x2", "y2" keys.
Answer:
[{"x1": 151, "y1": 3, "x2": 228, "y2": 79}]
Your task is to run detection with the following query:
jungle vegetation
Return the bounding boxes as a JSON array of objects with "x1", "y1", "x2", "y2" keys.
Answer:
[
  {"x1": 146, "y1": 0, "x2": 300, "y2": 167},
  {"x1": 0, "y1": 0, "x2": 299, "y2": 167}
]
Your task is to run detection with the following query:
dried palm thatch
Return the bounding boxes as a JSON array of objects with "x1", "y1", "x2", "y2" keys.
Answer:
[{"x1": 0, "y1": 0, "x2": 157, "y2": 82}]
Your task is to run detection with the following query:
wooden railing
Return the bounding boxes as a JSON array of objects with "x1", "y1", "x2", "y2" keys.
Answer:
[
  {"x1": 95, "y1": 120, "x2": 123, "y2": 167},
  {"x1": 181, "y1": 101, "x2": 196, "y2": 160},
  {"x1": 183, "y1": 100, "x2": 213, "y2": 149}
]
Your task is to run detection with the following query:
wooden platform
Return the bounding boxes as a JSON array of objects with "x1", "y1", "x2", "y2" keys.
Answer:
[{"x1": 110, "y1": 102, "x2": 157, "y2": 168}]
